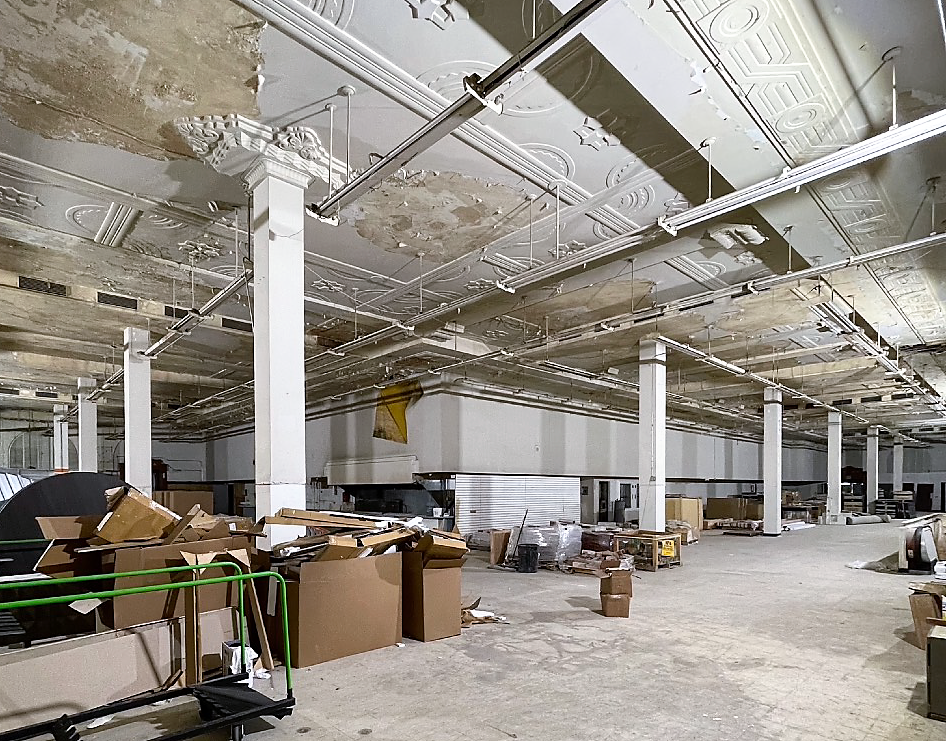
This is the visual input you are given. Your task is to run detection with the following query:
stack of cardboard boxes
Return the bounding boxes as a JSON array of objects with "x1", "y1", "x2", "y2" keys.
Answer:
[{"x1": 599, "y1": 570, "x2": 632, "y2": 617}]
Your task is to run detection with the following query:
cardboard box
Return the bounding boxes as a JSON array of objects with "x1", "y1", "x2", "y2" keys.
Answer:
[
  {"x1": 282, "y1": 552, "x2": 402, "y2": 667},
  {"x1": 489, "y1": 529, "x2": 511, "y2": 566},
  {"x1": 601, "y1": 593, "x2": 630, "y2": 618},
  {"x1": 34, "y1": 539, "x2": 103, "y2": 578},
  {"x1": 599, "y1": 571, "x2": 633, "y2": 596},
  {"x1": 103, "y1": 536, "x2": 252, "y2": 629},
  {"x1": 665, "y1": 497, "x2": 703, "y2": 534},
  {"x1": 911, "y1": 592, "x2": 943, "y2": 649},
  {"x1": 402, "y1": 551, "x2": 463, "y2": 642},
  {"x1": 35, "y1": 515, "x2": 101, "y2": 540},
  {"x1": 744, "y1": 501, "x2": 764, "y2": 520},
  {"x1": 95, "y1": 488, "x2": 180, "y2": 543},
  {"x1": 153, "y1": 490, "x2": 215, "y2": 516},
  {"x1": 705, "y1": 497, "x2": 745, "y2": 520}
]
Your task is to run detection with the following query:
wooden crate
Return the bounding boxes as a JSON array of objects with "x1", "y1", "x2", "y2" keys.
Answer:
[{"x1": 613, "y1": 531, "x2": 682, "y2": 572}]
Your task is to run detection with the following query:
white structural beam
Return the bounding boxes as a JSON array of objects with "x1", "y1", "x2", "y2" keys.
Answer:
[
  {"x1": 638, "y1": 338, "x2": 666, "y2": 533},
  {"x1": 175, "y1": 115, "x2": 335, "y2": 547},
  {"x1": 892, "y1": 435, "x2": 904, "y2": 493},
  {"x1": 77, "y1": 377, "x2": 98, "y2": 472},
  {"x1": 52, "y1": 404, "x2": 69, "y2": 473},
  {"x1": 763, "y1": 387, "x2": 782, "y2": 536},
  {"x1": 866, "y1": 425, "x2": 880, "y2": 511},
  {"x1": 827, "y1": 411, "x2": 842, "y2": 519},
  {"x1": 124, "y1": 327, "x2": 152, "y2": 495}
]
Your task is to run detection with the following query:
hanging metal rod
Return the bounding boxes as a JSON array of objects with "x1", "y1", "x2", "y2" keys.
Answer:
[{"x1": 305, "y1": 0, "x2": 612, "y2": 219}]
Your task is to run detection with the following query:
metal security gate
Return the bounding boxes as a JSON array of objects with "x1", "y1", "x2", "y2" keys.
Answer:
[{"x1": 454, "y1": 474, "x2": 580, "y2": 534}]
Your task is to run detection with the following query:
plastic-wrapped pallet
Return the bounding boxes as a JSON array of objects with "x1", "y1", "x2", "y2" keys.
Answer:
[{"x1": 505, "y1": 522, "x2": 582, "y2": 565}]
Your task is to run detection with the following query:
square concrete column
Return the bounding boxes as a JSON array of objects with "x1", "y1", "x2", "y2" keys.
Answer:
[
  {"x1": 247, "y1": 159, "x2": 311, "y2": 546},
  {"x1": 52, "y1": 404, "x2": 69, "y2": 473},
  {"x1": 892, "y1": 435, "x2": 904, "y2": 492},
  {"x1": 866, "y1": 425, "x2": 880, "y2": 510},
  {"x1": 124, "y1": 327, "x2": 152, "y2": 495},
  {"x1": 175, "y1": 114, "x2": 340, "y2": 547},
  {"x1": 763, "y1": 387, "x2": 782, "y2": 536},
  {"x1": 827, "y1": 411, "x2": 842, "y2": 518},
  {"x1": 638, "y1": 338, "x2": 666, "y2": 533},
  {"x1": 77, "y1": 377, "x2": 98, "y2": 472}
]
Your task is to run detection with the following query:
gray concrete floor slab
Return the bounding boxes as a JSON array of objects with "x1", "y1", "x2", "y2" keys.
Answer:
[{"x1": 90, "y1": 523, "x2": 942, "y2": 740}]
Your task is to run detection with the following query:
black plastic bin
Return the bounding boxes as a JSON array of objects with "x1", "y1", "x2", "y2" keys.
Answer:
[{"x1": 516, "y1": 543, "x2": 539, "y2": 573}]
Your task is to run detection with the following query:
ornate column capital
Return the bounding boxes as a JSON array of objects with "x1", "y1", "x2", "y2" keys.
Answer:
[{"x1": 174, "y1": 114, "x2": 342, "y2": 191}]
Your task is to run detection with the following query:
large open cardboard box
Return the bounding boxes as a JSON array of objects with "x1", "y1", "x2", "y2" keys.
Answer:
[
  {"x1": 101, "y1": 536, "x2": 252, "y2": 629},
  {"x1": 401, "y1": 551, "x2": 463, "y2": 642},
  {"x1": 280, "y1": 552, "x2": 402, "y2": 667}
]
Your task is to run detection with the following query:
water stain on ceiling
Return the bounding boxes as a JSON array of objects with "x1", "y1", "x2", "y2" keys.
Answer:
[
  {"x1": 342, "y1": 170, "x2": 535, "y2": 263},
  {"x1": 0, "y1": 0, "x2": 261, "y2": 159}
]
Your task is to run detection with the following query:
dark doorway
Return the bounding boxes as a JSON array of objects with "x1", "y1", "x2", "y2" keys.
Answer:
[{"x1": 916, "y1": 483, "x2": 934, "y2": 512}]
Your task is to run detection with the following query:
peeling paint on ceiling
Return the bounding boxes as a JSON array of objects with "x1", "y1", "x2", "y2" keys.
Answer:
[
  {"x1": 0, "y1": 0, "x2": 261, "y2": 159},
  {"x1": 342, "y1": 170, "x2": 535, "y2": 263}
]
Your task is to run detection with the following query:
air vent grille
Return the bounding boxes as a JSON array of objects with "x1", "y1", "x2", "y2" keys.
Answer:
[
  {"x1": 34, "y1": 391, "x2": 58, "y2": 399},
  {"x1": 19, "y1": 276, "x2": 67, "y2": 296},
  {"x1": 165, "y1": 306, "x2": 188, "y2": 319},
  {"x1": 97, "y1": 292, "x2": 138, "y2": 310},
  {"x1": 0, "y1": 386, "x2": 18, "y2": 395},
  {"x1": 221, "y1": 317, "x2": 253, "y2": 333}
]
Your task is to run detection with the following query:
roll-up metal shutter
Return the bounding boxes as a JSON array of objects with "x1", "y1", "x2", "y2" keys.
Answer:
[{"x1": 454, "y1": 474, "x2": 580, "y2": 534}]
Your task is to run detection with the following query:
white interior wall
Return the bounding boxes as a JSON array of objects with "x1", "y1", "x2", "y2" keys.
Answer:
[{"x1": 202, "y1": 387, "x2": 827, "y2": 497}]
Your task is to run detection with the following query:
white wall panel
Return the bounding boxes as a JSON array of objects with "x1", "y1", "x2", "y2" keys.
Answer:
[{"x1": 454, "y1": 474, "x2": 580, "y2": 534}]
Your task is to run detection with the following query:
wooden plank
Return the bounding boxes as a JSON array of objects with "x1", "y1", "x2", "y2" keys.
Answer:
[{"x1": 275, "y1": 508, "x2": 383, "y2": 528}]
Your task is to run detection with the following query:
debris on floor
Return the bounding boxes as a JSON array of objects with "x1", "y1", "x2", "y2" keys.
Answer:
[{"x1": 461, "y1": 598, "x2": 507, "y2": 627}]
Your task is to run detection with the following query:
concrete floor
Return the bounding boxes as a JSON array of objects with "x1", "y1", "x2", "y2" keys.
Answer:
[{"x1": 102, "y1": 523, "x2": 941, "y2": 740}]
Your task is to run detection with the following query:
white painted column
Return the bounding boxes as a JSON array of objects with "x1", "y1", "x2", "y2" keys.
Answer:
[
  {"x1": 763, "y1": 387, "x2": 782, "y2": 535},
  {"x1": 638, "y1": 338, "x2": 666, "y2": 533},
  {"x1": 52, "y1": 404, "x2": 69, "y2": 473},
  {"x1": 892, "y1": 435, "x2": 904, "y2": 493},
  {"x1": 866, "y1": 425, "x2": 880, "y2": 511},
  {"x1": 124, "y1": 327, "x2": 152, "y2": 495},
  {"x1": 175, "y1": 114, "x2": 339, "y2": 547},
  {"x1": 247, "y1": 159, "x2": 313, "y2": 547},
  {"x1": 77, "y1": 377, "x2": 98, "y2": 472},
  {"x1": 827, "y1": 411, "x2": 842, "y2": 519}
]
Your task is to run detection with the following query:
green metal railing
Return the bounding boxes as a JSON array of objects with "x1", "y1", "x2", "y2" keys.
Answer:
[
  {"x1": 0, "y1": 539, "x2": 48, "y2": 547},
  {"x1": 0, "y1": 566, "x2": 293, "y2": 693}
]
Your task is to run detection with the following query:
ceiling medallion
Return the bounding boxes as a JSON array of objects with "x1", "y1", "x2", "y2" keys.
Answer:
[
  {"x1": 522, "y1": 143, "x2": 575, "y2": 179},
  {"x1": 178, "y1": 239, "x2": 221, "y2": 262},
  {"x1": 402, "y1": 0, "x2": 469, "y2": 29}
]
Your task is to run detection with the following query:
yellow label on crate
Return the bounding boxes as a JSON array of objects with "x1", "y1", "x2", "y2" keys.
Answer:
[{"x1": 660, "y1": 541, "x2": 675, "y2": 557}]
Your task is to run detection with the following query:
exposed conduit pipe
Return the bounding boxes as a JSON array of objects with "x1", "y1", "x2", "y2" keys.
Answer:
[
  {"x1": 656, "y1": 335, "x2": 922, "y2": 443},
  {"x1": 67, "y1": 269, "x2": 254, "y2": 415}
]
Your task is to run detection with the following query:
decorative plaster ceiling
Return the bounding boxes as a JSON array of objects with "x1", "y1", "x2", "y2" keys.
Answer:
[{"x1": 0, "y1": 0, "x2": 943, "y2": 444}]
